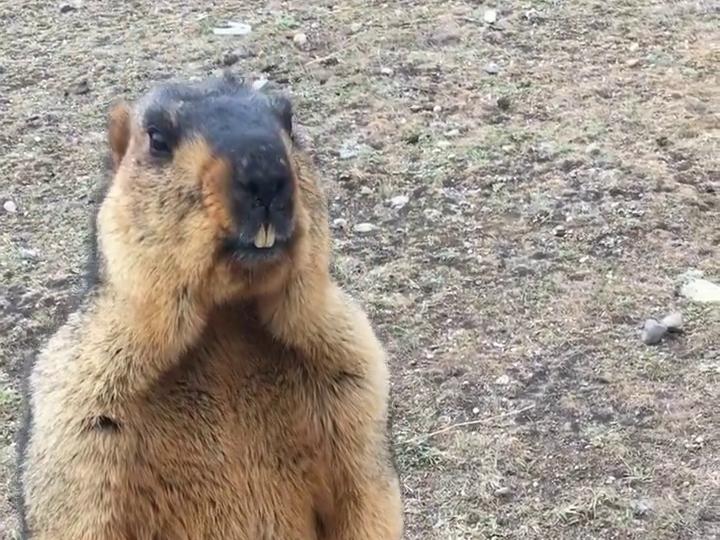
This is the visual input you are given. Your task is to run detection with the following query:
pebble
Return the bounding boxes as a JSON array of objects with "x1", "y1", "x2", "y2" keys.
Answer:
[
  {"x1": 3, "y1": 200, "x2": 17, "y2": 213},
  {"x1": 660, "y1": 311, "x2": 683, "y2": 331},
  {"x1": 354, "y1": 223, "x2": 377, "y2": 234},
  {"x1": 293, "y1": 33, "x2": 308, "y2": 47},
  {"x1": 495, "y1": 374, "x2": 511, "y2": 385},
  {"x1": 484, "y1": 62, "x2": 500, "y2": 75},
  {"x1": 59, "y1": 2, "x2": 78, "y2": 13},
  {"x1": 631, "y1": 499, "x2": 653, "y2": 517},
  {"x1": 350, "y1": 22, "x2": 363, "y2": 33},
  {"x1": 432, "y1": 105, "x2": 442, "y2": 113},
  {"x1": 389, "y1": 195, "x2": 409, "y2": 210},
  {"x1": 553, "y1": 225, "x2": 566, "y2": 237},
  {"x1": 484, "y1": 8, "x2": 498, "y2": 24},
  {"x1": 18, "y1": 247, "x2": 39, "y2": 260},
  {"x1": 68, "y1": 78, "x2": 90, "y2": 95},
  {"x1": 213, "y1": 22, "x2": 252, "y2": 36},
  {"x1": 641, "y1": 319, "x2": 667, "y2": 345},
  {"x1": 472, "y1": 407, "x2": 480, "y2": 415},
  {"x1": 380, "y1": 67, "x2": 394, "y2": 76},
  {"x1": 494, "y1": 486, "x2": 512, "y2": 498},
  {"x1": 332, "y1": 218, "x2": 348, "y2": 230}
]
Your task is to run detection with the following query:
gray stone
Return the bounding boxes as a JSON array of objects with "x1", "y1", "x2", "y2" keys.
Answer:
[
  {"x1": 213, "y1": 22, "x2": 252, "y2": 36},
  {"x1": 631, "y1": 498, "x2": 653, "y2": 518},
  {"x1": 680, "y1": 275, "x2": 720, "y2": 303},
  {"x1": 293, "y1": 33, "x2": 308, "y2": 47},
  {"x1": 354, "y1": 223, "x2": 377, "y2": 234},
  {"x1": 660, "y1": 311, "x2": 683, "y2": 331},
  {"x1": 389, "y1": 195, "x2": 409, "y2": 210},
  {"x1": 484, "y1": 62, "x2": 500, "y2": 75},
  {"x1": 332, "y1": 218, "x2": 348, "y2": 230},
  {"x1": 641, "y1": 319, "x2": 667, "y2": 345}
]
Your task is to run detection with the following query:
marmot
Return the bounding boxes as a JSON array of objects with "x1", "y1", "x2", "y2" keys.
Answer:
[{"x1": 18, "y1": 73, "x2": 403, "y2": 539}]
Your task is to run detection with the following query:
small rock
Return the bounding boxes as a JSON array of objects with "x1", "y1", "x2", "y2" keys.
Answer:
[
  {"x1": 380, "y1": 67, "x2": 394, "y2": 76},
  {"x1": 18, "y1": 247, "x2": 39, "y2": 260},
  {"x1": 553, "y1": 225, "x2": 566, "y2": 237},
  {"x1": 484, "y1": 8, "x2": 498, "y2": 24},
  {"x1": 68, "y1": 78, "x2": 90, "y2": 95},
  {"x1": 641, "y1": 319, "x2": 667, "y2": 345},
  {"x1": 660, "y1": 311, "x2": 683, "y2": 331},
  {"x1": 495, "y1": 374, "x2": 511, "y2": 385},
  {"x1": 631, "y1": 499, "x2": 653, "y2": 518},
  {"x1": 679, "y1": 274, "x2": 720, "y2": 303},
  {"x1": 350, "y1": 22, "x2": 363, "y2": 33},
  {"x1": 432, "y1": 105, "x2": 442, "y2": 113},
  {"x1": 213, "y1": 22, "x2": 252, "y2": 36},
  {"x1": 389, "y1": 195, "x2": 409, "y2": 210},
  {"x1": 626, "y1": 58, "x2": 641, "y2": 68},
  {"x1": 494, "y1": 486, "x2": 512, "y2": 498},
  {"x1": 359, "y1": 186, "x2": 373, "y2": 196},
  {"x1": 293, "y1": 32, "x2": 308, "y2": 47},
  {"x1": 3, "y1": 200, "x2": 17, "y2": 213},
  {"x1": 59, "y1": 2, "x2": 78, "y2": 13},
  {"x1": 354, "y1": 223, "x2": 377, "y2": 234},
  {"x1": 332, "y1": 218, "x2": 348, "y2": 230},
  {"x1": 484, "y1": 62, "x2": 500, "y2": 75}
]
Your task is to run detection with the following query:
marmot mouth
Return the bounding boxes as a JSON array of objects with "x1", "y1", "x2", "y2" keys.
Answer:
[{"x1": 221, "y1": 235, "x2": 290, "y2": 265}]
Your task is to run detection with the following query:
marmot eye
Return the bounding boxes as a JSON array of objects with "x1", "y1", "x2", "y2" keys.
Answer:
[{"x1": 148, "y1": 128, "x2": 171, "y2": 155}]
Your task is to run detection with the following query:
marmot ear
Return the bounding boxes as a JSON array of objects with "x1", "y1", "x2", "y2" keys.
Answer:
[{"x1": 108, "y1": 100, "x2": 131, "y2": 171}]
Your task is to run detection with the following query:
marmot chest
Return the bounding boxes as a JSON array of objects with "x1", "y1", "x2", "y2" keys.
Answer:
[{"x1": 138, "y1": 328, "x2": 356, "y2": 537}]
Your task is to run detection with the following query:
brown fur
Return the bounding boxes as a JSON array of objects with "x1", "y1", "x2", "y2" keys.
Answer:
[{"x1": 20, "y1": 82, "x2": 403, "y2": 539}]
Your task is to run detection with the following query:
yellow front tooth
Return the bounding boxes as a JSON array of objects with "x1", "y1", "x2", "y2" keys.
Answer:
[
  {"x1": 254, "y1": 226, "x2": 267, "y2": 248},
  {"x1": 265, "y1": 224, "x2": 276, "y2": 248}
]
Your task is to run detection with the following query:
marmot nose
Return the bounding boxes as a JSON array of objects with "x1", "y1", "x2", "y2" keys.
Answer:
[{"x1": 244, "y1": 174, "x2": 291, "y2": 211}]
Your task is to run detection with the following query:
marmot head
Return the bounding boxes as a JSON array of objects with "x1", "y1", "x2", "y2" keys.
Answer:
[{"x1": 98, "y1": 74, "x2": 321, "y2": 304}]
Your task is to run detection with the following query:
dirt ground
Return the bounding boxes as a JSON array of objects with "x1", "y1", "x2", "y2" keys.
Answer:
[{"x1": 1, "y1": 1, "x2": 719, "y2": 538}]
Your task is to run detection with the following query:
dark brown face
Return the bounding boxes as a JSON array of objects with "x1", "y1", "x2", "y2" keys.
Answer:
[{"x1": 135, "y1": 75, "x2": 298, "y2": 268}]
